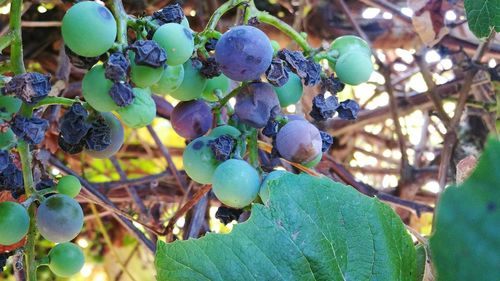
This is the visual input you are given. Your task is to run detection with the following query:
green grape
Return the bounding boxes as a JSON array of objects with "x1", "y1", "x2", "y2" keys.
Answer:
[
  {"x1": 270, "y1": 40, "x2": 280, "y2": 56},
  {"x1": 129, "y1": 52, "x2": 164, "y2": 88},
  {"x1": 274, "y1": 72, "x2": 303, "y2": 107},
  {"x1": 182, "y1": 136, "x2": 219, "y2": 184},
  {"x1": 61, "y1": 1, "x2": 117, "y2": 57},
  {"x1": 0, "y1": 202, "x2": 29, "y2": 245},
  {"x1": 85, "y1": 113, "x2": 124, "y2": 158},
  {"x1": 56, "y1": 175, "x2": 82, "y2": 198},
  {"x1": 181, "y1": 17, "x2": 190, "y2": 29},
  {"x1": 330, "y1": 35, "x2": 371, "y2": 57},
  {"x1": 168, "y1": 60, "x2": 207, "y2": 101},
  {"x1": 201, "y1": 74, "x2": 230, "y2": 102},
  {"x1": 0, "y1": 122, "x2": 16, "y2": 150},
  {"x1": 302, "y1": 153, "x2": 322, "y2": 168},
  {"x1": 0, "y1": 96, "x2": 22, "y2": 121},
  {"x1": 48, "y1": 242, "x2": 85, "y2": 277},
  {"x1": 334, "y1": 51, "x2": 373, "y2": 85},
  {"x1": 151, "y1": 64, "x2": 184, "y2": 96},
  {"x1": 117, "y1": 87, "x2": 156, "y2": 128},
  {"x1": 212, "y1": 159, "x2": 260, "y2": 208},
  {"x1": 259, "y1": 170, "x2": 288, "y2": 203},
  {"x1": 153, "y1": 23, "x2": 194, "y2": 66},
  {"x1": 36, "y1": 194, "x2": 84, "y2": 243},
  {"x1": 208, "y1": 125, "x2": 241, "y2": 138},
  {"x1": 82, "y1": 65, "x2": 118, "y2": 112}
]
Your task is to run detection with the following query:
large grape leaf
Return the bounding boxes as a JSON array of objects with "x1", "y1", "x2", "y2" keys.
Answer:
[
  {"x1": 430, "y1": 138, "x2": 500, "y2": 281},
  {"x1": 464, "y1": 0, "x2": 500, "y2": 39},
  {"x1": 156, "y1": 173, "x2": 418, "y2": 281}
]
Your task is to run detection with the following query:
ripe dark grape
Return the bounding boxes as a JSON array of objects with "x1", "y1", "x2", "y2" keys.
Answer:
[
  {"x1": 84, "y1": 113, "x2": 124, "y2": 158},
  {"x1": 48, "y1": 243, "x2": 85, "y2": 277},
  {"x1": 36, "y1": 194, "x2": 84, "y2": 243},
  {"x1": 117, "y1": 88, "x2": 156, "y2": 128},
  {"x1": 212, "y1": 159, "x2": 260, "y2": 208},
  {"x1": 168, "y1": 60, "x2": 207, "y2": 101},
  {"x1": 234, "y1": 82, "x2": 280, "y2": 128},
  {"x1": 183, "y1": 136, "x2": 220, "y2": 184},
  {"x1": 275, "y1": 120, "x2": 322, "y2": 163},
  {"x1": 171, "y1": 100, "x2": 213, "y2": 139},
  {"x1": 215, "y1": 25, "x2": 273, "y2": 81},
  {"x1": 82, "y1": 65, "x2": 118, "y2": 112},
  {"x1": 0, "y1": 201, "x2": 29, "y2": 245},
  {"x1": 61, "y1": 1, "x2": 117, "y2": 57},
  {"x1": 153, "y1": 23, "x2": 194, "y2": 66}
]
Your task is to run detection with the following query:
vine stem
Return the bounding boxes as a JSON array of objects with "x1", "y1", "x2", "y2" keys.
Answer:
[
  {"x1": 109, "y1": 0, "x2": 128, "y2": 49},
  {"x1": 9, "y1": 0, "x2": 38, "y2": 279}
]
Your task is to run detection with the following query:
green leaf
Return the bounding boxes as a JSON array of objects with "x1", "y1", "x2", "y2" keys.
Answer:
[
  {"x1": 464, "y1": 0, "x2": 500, "y2": 39},
  {"x1": 156, "y1": 174, "x2": 417, "y2": 281},
  {"x1": 430, "y1": 138, "x2": 500, "y2": 281}
]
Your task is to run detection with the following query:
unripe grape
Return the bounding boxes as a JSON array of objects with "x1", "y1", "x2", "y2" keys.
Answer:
[
  {"x1": 334, "y1": 51, "x2": 373, "y2": 85},
  {"x1": 82, "y1": 65, "x2": 118, "y2": 112},
  {"x1": 84, "y1": 113, "x2": 124, "y2": 158},
  {"x1": 209, "y1": 125, "x2": 241, "y2": 138},
  {"x1": 61, "y1": 1, "x2": 117, "y2": 57},
  {"x1": 36, "y1": 194, "x2": 84, "y2": 243},
  {"x1": 274, "y1": 72, "x2": 303, "y2": 107},
  {"x1": 171, "y1": 100, "x2": 213, "y2": 139},
  {"x1": 129, "y1": 52, "x2": 164, "y2": 88},
  {"x1": 259, "y1": 170, "x2": 288, "y2": 203},
  {"x1": 151, "y1": 64, "x2": 184, "y2": 96},
  {"x1": 168, "y1": 60, "x2": 207, "y2": 101},
  {"x1": 201, "y1": 74, "x2": 230, "y2": 102},
  {"x1": 57, "y1": 175, "x2": 81, "y2": 198},
  {"x1": 276, "y1": 120, "x2": 322, "y2": 163},
  {"x1": 330, "y1": 35, "x2": 371, "y2": 57},
  {"x1": 270, "y1": 40, "x2": 280, "y2": 56},
  {"x1": 48, "y1": 243, "x2": 85, "y2": 277},
  {"x1": 215, "y1": 25, "x2": 273, "y2": 81},
  {"x1": 153, "y1": 23, "x2": 194, "y2": 66},
  {"x1": 117, "y1": 88, "x2": 156, "y2": 128},
  {"x1": 212, "y1": 159, "x2": 260, "y2": 208},
  {"x1": 0, "y1": 96, "x2": 22, "y2": 121},
  {"x1": 0, "y1": 202, "x2": 29, "y2": 245},
  {"x1": 302, "y1": 153, "x2": 322, "y2": 168},
  {"x1": 182, "y1": 136, "x2": 220, "y2": 184}
]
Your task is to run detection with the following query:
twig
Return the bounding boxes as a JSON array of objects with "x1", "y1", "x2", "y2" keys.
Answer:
[{"x1": 110, "y1": 157, "x2": 149, "y2": 216}]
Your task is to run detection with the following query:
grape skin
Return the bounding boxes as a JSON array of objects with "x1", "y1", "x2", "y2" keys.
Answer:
[
  {"x1": 215, "y1": 25, "x2": 273, "y2": 81},
  {"x1": 48, "y1": 243, "x2": 85, "y2": 277},
  {"x1": 330, "y1": 35, "x2": 371, "y2": 57},
  {"x1": 151, "y1": 64, "x2": 185, "y2": 96},
  {"x1": 259, "y1": 170, "x2": 288, "y2": 203},
  {"x1": 276, "y1": 120, "x2": 322, "y2": 163},
  {"x1": 117, "y1": 88, "x2": 156, "y2": 128},
  {"x1": 36, "y1": 194, "x2": 84, "y2": 243},
  {"x1": 168, "y1": 60, "x2": 207, "y2": 101},
  {"x1": 61, "y1": 1, "x2": 117, "y2": 57},
  {"x1": 182, "y1": 136, "x2": 220, "y2": 184},
  {"x1": 234, "y1": 82, "x2": 280, "y2": 128},
  {"x1": 82, "y1": 65, "x2": 118, "y2": 112},
  {"x1": 0, "y1": 96, "x2": 22, "y2": 121},
  {"x1": 212, "y1": 159, "x2": 260, "y2": 208},
  {"x1": 153, "y1": 23, "x2": 194, "y2": 66},
  {"x1": 201, "y1": 74, "x2": 230, "y2": 102},
  {"x1": 56, "y1": 175, "x2": 81, "y2": 198},
  {"x1": 84, "y1": 113, "x2": 124, "y2": 158},
  {"x1": 0, "y1": 202, "x2": 29, "y2": 245},
  {"x1": 129, "y1": 52, "x2": 165, "y2": 88},
  {"x1": 274, "y1": 72, "x2": 303, "y2": 107},
  {"x1": 171, "y1": 100, "x2": 213, "y2": 139},
  {"x1": 334, "y1": 51, "x2": 373, "y2": 85}
]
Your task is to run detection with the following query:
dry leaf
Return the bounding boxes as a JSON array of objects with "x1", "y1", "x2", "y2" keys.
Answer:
[{"x1": 409, "y1": 0, "x2": 450, "y2": 46}]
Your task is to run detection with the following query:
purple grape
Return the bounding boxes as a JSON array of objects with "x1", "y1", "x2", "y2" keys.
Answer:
[
  {"x1": 171, "y1": 100, "x2": 213, "y2": 139},
  {"x1": 275, "y1": 120, "x2": 322, "y2": 163},
  {"x1": 215, "y1": 25, "x2": 273, "y2": 81},
  {"x1": 234, "y1": 82, "x2": 280, "y2": 128}
]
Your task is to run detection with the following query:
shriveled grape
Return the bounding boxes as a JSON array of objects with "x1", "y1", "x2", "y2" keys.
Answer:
[{"x1": 84, "y1": 113, "x2": 124, "y2": 158}]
